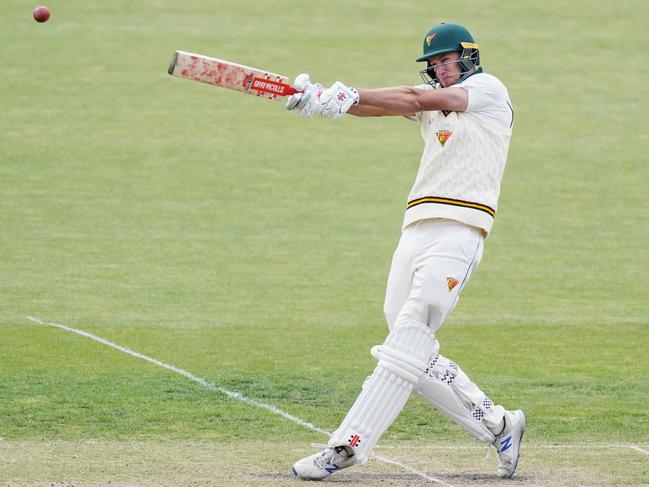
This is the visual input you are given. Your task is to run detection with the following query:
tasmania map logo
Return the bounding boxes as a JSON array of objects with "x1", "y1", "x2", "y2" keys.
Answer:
[
  {"x1": 446, "y1": 277, "x2": 459, "y2": 291},
  {"x1": 436, "y1": 130, "x2": 453, "y2": 147}
]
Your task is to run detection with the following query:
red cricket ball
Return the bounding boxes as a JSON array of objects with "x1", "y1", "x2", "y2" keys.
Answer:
[{"x1": 33, "y1": 6, "x2": 50, "y2": 23}]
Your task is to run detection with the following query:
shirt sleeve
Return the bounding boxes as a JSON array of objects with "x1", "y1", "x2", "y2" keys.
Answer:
[
  {"x1": 460, "y1": 74, "x2": 513, "y2": 129},
  {"x1": 412, "y1": 83, "x2": 434, "y2": 123}
]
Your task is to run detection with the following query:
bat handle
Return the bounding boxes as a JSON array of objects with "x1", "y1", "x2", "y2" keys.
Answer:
[{"x1": 284, "y1": 87, "x2": 304, "y2": 96}]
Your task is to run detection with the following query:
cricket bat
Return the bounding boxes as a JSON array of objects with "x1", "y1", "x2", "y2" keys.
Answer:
[{"x1": 167, "y1": 50, "x2": 298, "y2": 100}]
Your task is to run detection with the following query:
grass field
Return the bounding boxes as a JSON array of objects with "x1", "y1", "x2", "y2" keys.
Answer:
[{"x1": 2, "y1": 0, "x2": 648, "y2": 485}]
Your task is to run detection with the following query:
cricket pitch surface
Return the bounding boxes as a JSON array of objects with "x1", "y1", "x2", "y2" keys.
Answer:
[{"x1": 2, "y1": 440, "x2": 648, "y2": 486}]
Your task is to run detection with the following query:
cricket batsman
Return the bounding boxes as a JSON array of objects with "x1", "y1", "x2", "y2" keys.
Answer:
[{"x1": 286, "y1": 22, "x2": 525, "y2": 480}]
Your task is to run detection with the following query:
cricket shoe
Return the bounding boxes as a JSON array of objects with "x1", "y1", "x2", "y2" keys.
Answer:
[
  {"x1": 493, "y1": 410, "x2": 526, "y2": 478},
  {"x1": 292, "y1": 445, "x2": 356, "y2": 480}
]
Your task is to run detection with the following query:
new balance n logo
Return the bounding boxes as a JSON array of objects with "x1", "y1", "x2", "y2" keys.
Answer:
[{"x1": 499, "y1": 435, "x2": 512, "y2": 452}]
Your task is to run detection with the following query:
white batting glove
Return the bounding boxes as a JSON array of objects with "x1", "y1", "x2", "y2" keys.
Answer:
[
  {"x1": 320, "y1": 81, "x2": 359, "y2": 119},
  {"x1": 285, "y1": 73, "x2": 310, "y2": 110},
  {"x1": 285, "y1": 73, "x2": 324, "y2": 119}
]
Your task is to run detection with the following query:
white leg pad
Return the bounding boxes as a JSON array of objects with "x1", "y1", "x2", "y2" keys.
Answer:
[
  {"x1": 414, "y1": 353, "x2": 504, "y2": 443},
  {"x1": 328, "y1": 322, "x2": 436, "y2": 465}
]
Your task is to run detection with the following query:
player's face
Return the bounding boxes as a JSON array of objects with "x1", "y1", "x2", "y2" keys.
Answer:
[{"x1": 427, "y1": 51, "x2": 463, "y2": 87}]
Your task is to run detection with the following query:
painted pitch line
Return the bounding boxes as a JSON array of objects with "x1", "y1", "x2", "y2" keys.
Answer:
[
  {"x1": 26, "y1": 316, "x2": 452, "y2": 486},
  {"x1": 630, "y1": 445, "x2": 649, "y2": 456},
  {"x1": 379, "y1": 444, "x2": 644, "y2": 449},
  {"x1": 26, "y1": 316, "x2": 327, "y2": 435},
  {"x1": 373, "y1": 453, "x2": 454, "y2": 487},
  {"x1": 378, "y1": 444, "x2": 649, "y2": 458}
]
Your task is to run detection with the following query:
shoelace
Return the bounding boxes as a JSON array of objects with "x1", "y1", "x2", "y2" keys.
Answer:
[
  {"x1": 314, "y1": 451, "x2": 336, "y2": 468},
  {"x1": 483, "y1": 444, "x2": 493, "y2": 461},
  {"x1": 310, "y1": 444, "x2": 336, "y2": 468},
  {"x1": 311, "y1": 443, "x2": 329, "y2": 449}
]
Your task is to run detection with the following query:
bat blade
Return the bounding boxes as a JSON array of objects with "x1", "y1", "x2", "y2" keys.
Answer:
[{"x1": 168, "y1": 50, "x2": 296, "y2": 100}]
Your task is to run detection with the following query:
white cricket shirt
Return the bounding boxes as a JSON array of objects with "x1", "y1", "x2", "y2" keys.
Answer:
[{"x1": 404, "y1": 71, "x2": 514, "y2": 235}]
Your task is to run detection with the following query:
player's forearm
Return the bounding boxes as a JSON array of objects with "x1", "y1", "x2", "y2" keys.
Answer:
[
  {"x1": 356, "y1": 87, "x2": 422, "y2": 115},
  {"x1": 356, "y1": 86, "x2": 468, "y2": 114},
  {"x1": 347, "y1": 104, "x2": 405, "y2": 117}
]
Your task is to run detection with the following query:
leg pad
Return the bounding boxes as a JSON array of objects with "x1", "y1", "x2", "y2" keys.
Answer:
[
  {"x1": 328, "y1": 322, "x2": 436, "y2": 464},
  {"x1": 414, "y1": 353, "x2": 503, "y2": 442}
]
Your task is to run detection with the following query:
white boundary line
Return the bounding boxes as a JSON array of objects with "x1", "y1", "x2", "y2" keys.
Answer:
[{"x1": 26, "y1": 316, "x2": 452, "y2": 486}]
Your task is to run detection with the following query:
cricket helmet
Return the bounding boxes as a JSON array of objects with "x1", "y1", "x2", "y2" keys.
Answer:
[{"x1": 417, "y1": 23, "x2": 480, "y2": 86}]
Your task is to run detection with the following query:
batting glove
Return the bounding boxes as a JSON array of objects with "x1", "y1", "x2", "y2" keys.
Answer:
[
  {"x1": 320, "y1": 81, "x2": 359, "y2": 120},
  {"x1": 286, "y1": 73, "x2": 324, "y2": 119}
]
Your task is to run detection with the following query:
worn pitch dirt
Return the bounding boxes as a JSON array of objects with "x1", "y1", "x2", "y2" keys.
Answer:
[{"x1": 1, "y1": 440, "x2": 648, "y2": 486}]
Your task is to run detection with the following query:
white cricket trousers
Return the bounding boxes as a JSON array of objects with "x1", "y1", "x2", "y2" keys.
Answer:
[
  {"x1": 383, "y1": 218, "x2": 505, "y2": 435},
  {"x1": 384, "y1": 219, "x2": 484, "y2": 332}
]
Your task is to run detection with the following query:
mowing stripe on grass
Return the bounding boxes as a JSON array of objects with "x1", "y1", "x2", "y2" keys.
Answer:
[{"x1": 26, "y1": 316, "x2": 453, "y2": 486}]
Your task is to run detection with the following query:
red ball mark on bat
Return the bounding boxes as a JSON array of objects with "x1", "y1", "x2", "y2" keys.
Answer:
[{"x1": 188, "y1": 58, "x2": 199, "y2": 74}]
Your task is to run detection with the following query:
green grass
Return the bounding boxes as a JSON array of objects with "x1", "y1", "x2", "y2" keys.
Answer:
[{"x1": 1, "y1": 0, "x2": 648, "y2": 484}]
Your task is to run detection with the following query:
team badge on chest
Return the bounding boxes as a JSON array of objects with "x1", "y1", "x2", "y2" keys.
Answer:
[{"x1": 436, "y1": 130, "x2": 453, "y2": 147}]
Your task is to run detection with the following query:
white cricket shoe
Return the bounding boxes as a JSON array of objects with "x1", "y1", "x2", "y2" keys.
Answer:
[
  {"x1": 493, "y1": 410, "x2": 526, "y2": 478},
  {"x1": 292, "y1": 445, "x2": 356, "y2": 480}
]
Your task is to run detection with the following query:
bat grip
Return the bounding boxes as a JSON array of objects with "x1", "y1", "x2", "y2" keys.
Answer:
[{"x1": 285, "y1": 87, "x2": 303, "y2": 96}]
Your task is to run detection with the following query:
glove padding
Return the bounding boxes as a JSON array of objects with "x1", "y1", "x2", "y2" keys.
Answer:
[
  {"x1": 285, "y1": 73, "x2": 324, "y2": 119},
  {"x1": 320, "y1": 81, "x2": 359, "y2": 119}
]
